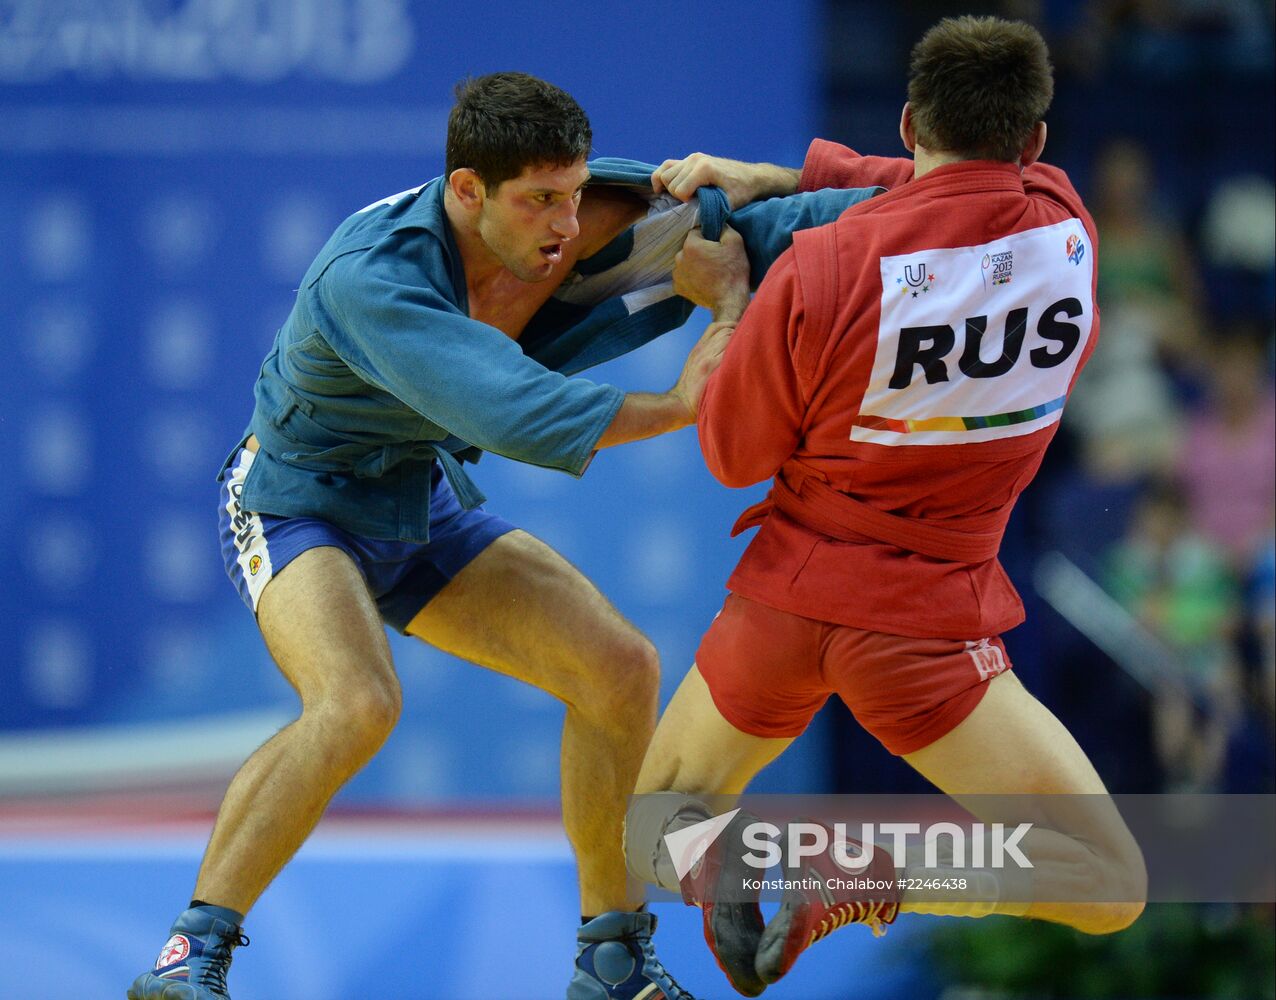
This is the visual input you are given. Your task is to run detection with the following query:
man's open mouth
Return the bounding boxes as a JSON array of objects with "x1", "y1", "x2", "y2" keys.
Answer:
[{"x1": 539, "y1": 243, "x2": 563, "y2": 264}]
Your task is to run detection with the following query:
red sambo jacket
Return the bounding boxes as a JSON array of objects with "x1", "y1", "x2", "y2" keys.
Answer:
[{"x1": 700, "y1": 139, "x2": 1099, "y2": 639}]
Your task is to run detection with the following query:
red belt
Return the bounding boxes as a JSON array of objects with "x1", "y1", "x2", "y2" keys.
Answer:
[{"x1": 731, "y1": 473, "x2": 1005, "y2": 564}]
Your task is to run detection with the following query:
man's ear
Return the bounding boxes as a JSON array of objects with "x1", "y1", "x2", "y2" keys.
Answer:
[
  {"x1": 448, "y1": 168, "x2": 484, "y2": 208},
  {"x1": 899, "y1": 102, "x2": 917, "y2": 154},
  {"x1": 1020, "y1": 122, "x2": 1047, "y2": 167}
]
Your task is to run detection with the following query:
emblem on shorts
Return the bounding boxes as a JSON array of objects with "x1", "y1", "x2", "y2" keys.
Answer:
[
  {"x1": 965, "y1": 638, "x2": 1008, "y2": 681},
  {"x1": 1066, "y1": 233, "x2": 1085, "y2": 266},
  {"x1": 249, "y1": 555, "x2": 262, "y2": 576},
  {"x1": 895, "y1": 261, "x2": 936, "y2": 299},
  {"x1": 156, "y1": 933, "x2": 191, "y2": 969}
]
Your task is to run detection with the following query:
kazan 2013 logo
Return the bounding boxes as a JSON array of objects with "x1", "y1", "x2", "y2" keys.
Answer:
[{"x1": 1066, "y1": 233, "x2": 1086, "y2": 266}]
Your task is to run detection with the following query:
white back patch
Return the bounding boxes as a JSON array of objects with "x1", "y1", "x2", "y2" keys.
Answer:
[{"x1": 854, "y1": 219, "x2": 1093, "y2": 445}]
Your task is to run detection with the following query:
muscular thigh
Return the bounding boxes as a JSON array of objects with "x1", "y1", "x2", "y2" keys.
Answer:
[
  {"x1": 404, "y1": 529, "x2": 645, "y2": 705},
  {"x1": 635, "y1": 665, "x2": 793, "y2": 797},
  {"x1": 905, "y1": 671, "x2": 1131, "y2": 845},
  {"x1": 904, "y1": 671, "x2": 1108, "y2": 796},
  {"x1": 256, "y1": 545, "x2": 398, "y2": 701}
]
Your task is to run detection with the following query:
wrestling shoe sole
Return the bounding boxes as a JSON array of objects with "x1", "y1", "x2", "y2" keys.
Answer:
[
  {"x1": 702, "y1": 814, "x2": 768, "y2": 997},
  {"x1": 754, "y1": 894, "x2": 808, "y2": 985}
]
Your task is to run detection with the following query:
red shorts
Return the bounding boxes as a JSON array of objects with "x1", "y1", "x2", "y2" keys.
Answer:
[{"x1": 695, "y1": 593, "x2": 1013, "y2": 756}]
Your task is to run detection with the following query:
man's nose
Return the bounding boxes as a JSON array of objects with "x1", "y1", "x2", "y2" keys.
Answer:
[{"x1": 550, "y1": 203, "x2": 580, "y2": 240}]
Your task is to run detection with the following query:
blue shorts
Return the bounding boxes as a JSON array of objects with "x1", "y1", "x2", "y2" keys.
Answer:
[{"x1": 218, "y1": 447, "x2": 516, "y2": 633}]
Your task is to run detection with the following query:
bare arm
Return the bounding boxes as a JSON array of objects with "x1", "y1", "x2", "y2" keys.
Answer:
[
  {"x1": 595, "y1": 320, "x2": 735, "y2": 449},
  {"x1": 596, "y1": 223, "x2": 754, "y2": 449}
]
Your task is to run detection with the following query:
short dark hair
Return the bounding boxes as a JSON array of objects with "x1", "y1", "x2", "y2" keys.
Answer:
[
  {"x1": 445, "y1": 72, "x2": 592, "y2": 191},
  {"x1": 907, "y1": 16, "x2": 1054, "y2": 162}
]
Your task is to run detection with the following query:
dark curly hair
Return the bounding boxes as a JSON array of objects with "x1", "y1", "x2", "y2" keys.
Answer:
[{"x1": 445, "y1": 72, "x2": 592, "y2": 192}]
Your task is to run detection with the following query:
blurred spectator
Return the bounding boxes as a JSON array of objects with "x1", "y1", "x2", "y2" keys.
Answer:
[
  {"x1": 1176, "y1": 332, "x2": 1276, "y2": 567},
  {"x1": 1248, "y1": 529, "x2": 1275, "y2": 721},
  {"x1": 1092, "y1": 138, "x2": 1202, "y2": 315},
  {"x1": 1062, "y1": 0, "x2": 1275, "y2": 79},
  {"x1": 1067, "y1": 138, "x2": 1198, "y2": 480},
  {"x1": 1105, "y1": 481, "x2": 1244, "y2": 790},
  {"x1": 1200, "y1": 174, "x2": 1276, "y2": 325}
]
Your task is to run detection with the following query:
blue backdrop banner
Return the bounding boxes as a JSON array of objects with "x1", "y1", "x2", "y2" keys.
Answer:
[{"x1": 0, "y1": 1, "x2": 821, "y2": 801}]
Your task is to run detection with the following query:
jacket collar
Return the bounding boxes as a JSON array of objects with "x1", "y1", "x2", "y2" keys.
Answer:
[{"x1": 911, "y1": 158, "x2": 1026, "y2": 194}]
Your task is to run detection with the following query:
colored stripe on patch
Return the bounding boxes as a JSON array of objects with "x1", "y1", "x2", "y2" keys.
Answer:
[{"x1": 855, "y1": 394, "x2": 1066, "y2": 434}]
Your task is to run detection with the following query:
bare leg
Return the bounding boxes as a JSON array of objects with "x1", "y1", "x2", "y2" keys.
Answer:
[
  {"x1": 625, "y1": 651, "x2": 1144, "y2": 999},
  {"x1": 904, "y1": 671, "x2": 1146, "y2": 934},
  {"x1": 635, "y1": 665, "x2": 793, "y2": 797},
  {"x1": 406, "y1": 530, "x2": 662, "y2": 917},
  {"x1": 625, "y1": 664, "x2": 792, "y2": 893},
  {"x1": 624, "y1": 665, "x2": 795, "y2": 997},
  {"x1": 633, "y1": 666, "x2": 1145, "y2": 936},
  {"x1": 194, "y1": 547, "x2": 402, "y2": 913}
]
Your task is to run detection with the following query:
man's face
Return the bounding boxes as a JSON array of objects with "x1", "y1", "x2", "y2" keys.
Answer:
[{"x1": 476, "y1": 159, "x2": 588, "y2": 282}]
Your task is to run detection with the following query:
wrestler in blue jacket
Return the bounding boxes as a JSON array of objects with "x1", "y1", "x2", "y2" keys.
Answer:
[{"x1": 228, "y1": 157, "x2": 880, "y2": 542}]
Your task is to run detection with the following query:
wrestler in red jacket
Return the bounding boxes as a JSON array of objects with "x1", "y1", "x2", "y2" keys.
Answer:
[{"x1": 625, "y1": 16, "x2": 1146, "y2": 998}]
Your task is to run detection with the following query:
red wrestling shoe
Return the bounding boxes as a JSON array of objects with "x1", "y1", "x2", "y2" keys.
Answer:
[
  {"x1": 674, "y1": 809, "x2": 768, "y2": 997},
  {"x1": 753, "y1": 821, "x2": 900, "y2": 985}
]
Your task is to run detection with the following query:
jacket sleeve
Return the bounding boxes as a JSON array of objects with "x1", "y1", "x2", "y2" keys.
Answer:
[
  {"x1": 698, "y1": 250, "x2": 807, "y2": 488},
  {"x1": 798, "y1": 139, "x2": 914, "y2": 193},
  {"x1": 314, "y1": 246, "x2": 623, "y2": 475},
  {"x1": 729, "y1": 185, "x2": 880, "y2": 287}
]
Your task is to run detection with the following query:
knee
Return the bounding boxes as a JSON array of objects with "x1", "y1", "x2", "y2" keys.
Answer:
[
  {"x1": 308, "y1": 672, "x2": 402, "y2": 759},
  {"x1": 1069, "y1": 844, "x2": 1147, "y2": 935},
  {"x1": 1095, "y1": 859, "x2": 1147, "y2": 934},
  {"x1": 348, "y1": 677, "x2": 403, "y2": 745},
  {"x1": 1106, "y1": 898, "x2": 1146, "y2": 933},
  {"x1": 618, "y1": 631, "x2": 661, "y2": 703},
  {"x1": 1070, "y1": 898, "x2": 1145, "y2": 935},
  {"x1": 579, "y1": 628, "x2": 660, "y2": 719},
  {"x1": 1103, "y1": 837, "x2": 1147, "y2": 933}
]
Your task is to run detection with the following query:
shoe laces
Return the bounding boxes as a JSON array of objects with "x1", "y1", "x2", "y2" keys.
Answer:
[
  {"x1": 622, "y1": 929, "x2": 699, "y2": 1000},
  {"x1": 192, "y1": 928, "x2": 250, "y2": 996},
  {"x1": 807, "y1": 898, "x2": 897, "y2": 946}
]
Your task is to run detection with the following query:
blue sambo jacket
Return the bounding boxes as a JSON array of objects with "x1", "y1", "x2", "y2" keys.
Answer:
[{"x1": 228, "y1": 158, "x2": 880, "y2": 542}]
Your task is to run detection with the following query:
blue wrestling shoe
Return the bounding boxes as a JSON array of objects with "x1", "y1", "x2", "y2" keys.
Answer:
[
  {"x1": 127, "y1": 905, "x2": 248, "y2": 1000},
  {"x1": 569, "y1": 909, "x2": 699, "y2": 999}
]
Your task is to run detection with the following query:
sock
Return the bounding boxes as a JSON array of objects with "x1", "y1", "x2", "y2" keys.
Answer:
[
  {"x1": 624, "y1": 792, "x2": 713, "y2": 893},
  {"x1": 581, "y1": 902, "x2": 647, "y2": 925},
  {"x1": 186, "y1": 900, "x2": 247, "y2": 926}
]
